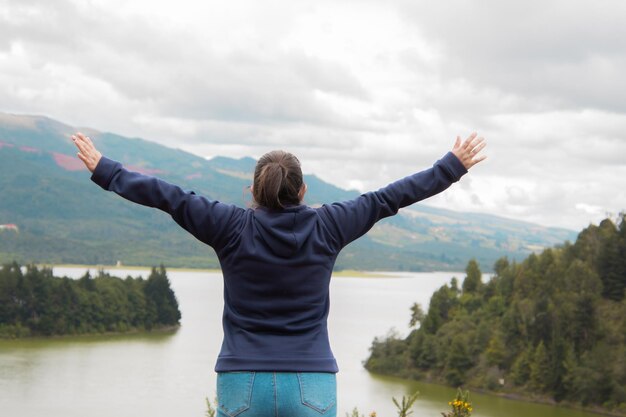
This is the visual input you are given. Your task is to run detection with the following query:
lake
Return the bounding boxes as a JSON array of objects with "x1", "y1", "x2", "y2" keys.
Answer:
[{"x1": 0, "y1": 268, "x2": 599, "y2": 417}]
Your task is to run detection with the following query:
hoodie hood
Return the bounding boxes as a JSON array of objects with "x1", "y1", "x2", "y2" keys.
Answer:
[{"x1": 252, "y1": 205, "x2": 318, "y2": 257}]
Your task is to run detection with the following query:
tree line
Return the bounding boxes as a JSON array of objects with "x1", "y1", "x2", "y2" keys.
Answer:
[
  {"x1": 0, "y1": 264, "x2": 181, "y2": 338},
  {"x1": 365, "y1": 215, "x2": 626, "y2": 412}
]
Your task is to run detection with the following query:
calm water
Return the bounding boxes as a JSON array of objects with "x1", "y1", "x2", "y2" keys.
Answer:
[{"x1": 0, "y1": 268, "x2": 598, "y2": 417}]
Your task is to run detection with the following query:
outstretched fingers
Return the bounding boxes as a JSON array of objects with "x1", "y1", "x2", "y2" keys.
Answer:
[
  {"x1": 77, "y1": 132, "x2": 95, "y2": 147},
  {"x1": 460, "y1": 132, "x2": 478, "y2": 149},
  {"x1": 71, "y1": 132, "x2": 102, "y2": 173},
  {"x1": 451, "y1": 132, "x2": 487, "y2": 170},
  {"x1": 467, "y1": 138, "x2": 487, "y2": 168},
  {"x1": 73, "y1": 132, "x2": 93, "y2": 151},
  {"x1": 471, "y1": 140, "x2": 486, "y2": 156},
  {"x1": 72, "y1": 134, "x2": 90, "y2": 161},
  {"x1": 72, "y1": 134, "x2": 87, "y2": 153}
]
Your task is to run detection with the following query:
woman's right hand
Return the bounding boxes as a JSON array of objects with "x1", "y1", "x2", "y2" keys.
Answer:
[
  {"x1": 452, "y1": 132, "x2": 487, "y2": 170},
  {"x1": 72, "y1": 132, "x2": 102, "y2": 173}
]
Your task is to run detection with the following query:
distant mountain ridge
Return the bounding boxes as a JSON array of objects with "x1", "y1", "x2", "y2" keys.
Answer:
[{"x1": 0, "y1": 112, "x2": 576, "y2": 271}]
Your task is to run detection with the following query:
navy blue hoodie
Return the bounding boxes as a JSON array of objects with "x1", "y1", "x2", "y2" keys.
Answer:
[{"x1": 91, "y1": 151, "x2": 467, "y2": 372}]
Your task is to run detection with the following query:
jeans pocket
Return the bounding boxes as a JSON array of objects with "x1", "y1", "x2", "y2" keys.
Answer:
[
  {"x1": 297, "y1": 372, "x2": 337, "y2": 414},
  {"x1": 217, "y1": 372, "x2": 256, "y2": 417}
]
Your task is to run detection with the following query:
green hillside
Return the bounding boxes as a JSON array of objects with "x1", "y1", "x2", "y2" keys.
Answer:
[{"x1": 0, "y1": 112, "x2": 576, "y2": 270}]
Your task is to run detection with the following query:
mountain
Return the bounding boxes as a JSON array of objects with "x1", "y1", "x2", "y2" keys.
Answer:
[{"x1": 0, "y1": 112, "x2": 576, "y2": 271}]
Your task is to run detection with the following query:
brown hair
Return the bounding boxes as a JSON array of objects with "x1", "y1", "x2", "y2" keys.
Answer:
[{"x1": 253, "y1": 150, "x2": 303, "y2": 210}]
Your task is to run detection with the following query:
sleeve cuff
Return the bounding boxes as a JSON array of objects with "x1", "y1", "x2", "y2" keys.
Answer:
[
  {"x1": 441, "y1": 151, "x2": 468, "y2": 181},
  {"x1": 90, "y1": 156, "x2": 120, "y2": 190}
]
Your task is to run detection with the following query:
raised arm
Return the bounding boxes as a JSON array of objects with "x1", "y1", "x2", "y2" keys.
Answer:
[
  {"x1": 71, "y1": 132, "x2": 241, "y2": 248},
  {"x1": 318, "y1": 133, "x2": 487, "y2": 249}
]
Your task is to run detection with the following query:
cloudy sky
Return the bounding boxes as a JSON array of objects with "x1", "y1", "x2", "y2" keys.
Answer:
[{"x1": 1, "y1": 0, "x2": 625, "y2": 230}]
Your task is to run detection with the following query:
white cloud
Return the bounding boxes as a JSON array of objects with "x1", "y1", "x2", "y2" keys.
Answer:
[
  {"x1": 0, "y1": 0, "x2": 625, "y2": 230},
  {"x1": 397, "y1": 0, "x2": 626, "y2": 112}
]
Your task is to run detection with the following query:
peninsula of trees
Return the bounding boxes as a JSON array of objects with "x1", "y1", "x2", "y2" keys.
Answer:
[
  {"x1": 365, "y1": 215, "x2": 626, "y2": 412},
  {"x1": 0, "y1": 264, "x2": 181, "y2": 338}
]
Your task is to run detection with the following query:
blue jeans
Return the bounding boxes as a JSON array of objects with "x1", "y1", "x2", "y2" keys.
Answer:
[{"x1": 216, "y1": 371, "x2": 337, "y2": 417}]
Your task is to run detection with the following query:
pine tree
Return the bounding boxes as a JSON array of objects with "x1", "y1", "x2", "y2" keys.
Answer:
[
  {"x1": 421, "y1": 284, "x2": 457, "y2": 334},
  {"x1": 143, "y1": 265, "x2": 181, "y2": 325},
  {"x1": 409, "y1": 303, "x2": 424, "y2": 328},
  {"x1": 510, "y1": 347, "x2": 532, "y2": 386},
  {"x1": 485, "y1": 331, "x2": 506, "y2": 368},
  {"x1": 462, "y1": 259, "x2": 482, "y2": 294},
  {"x1": 445, "y1": 337, "x2": 472, "y2": 386},
  {"x1": 593, "y1": 216, "x2": 626, "y2": 301},
  {"x1": 529, "y1": 341, "x2": 550, "y2": 392}
]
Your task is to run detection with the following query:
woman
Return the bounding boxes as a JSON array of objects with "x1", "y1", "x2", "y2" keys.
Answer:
[{"x1": 72, "y1": 132, "x2": 486, "y2": 417}]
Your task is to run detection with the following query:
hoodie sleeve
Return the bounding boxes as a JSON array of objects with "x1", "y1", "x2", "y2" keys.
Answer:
[
  {"x1": 318, "y1": 152, "x2": 467, "y2": 249},
  {"x1": 90, "y1": 156, "x2": 242, "y2": 248}
]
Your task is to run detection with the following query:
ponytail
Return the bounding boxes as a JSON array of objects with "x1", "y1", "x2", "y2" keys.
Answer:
[{"x1": 253, "y1": 150, "x2": 303, "y2": 210}]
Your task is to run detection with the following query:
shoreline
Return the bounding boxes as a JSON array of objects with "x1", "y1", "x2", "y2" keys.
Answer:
[
  {"x1": 473, "y1": 388, "x2": 626, "y2": 417},
  {"x1": 373, "y1": 372, "x2": 626, "y2": 417},
  {"x1": 39, "y1": 263, "x2": 405, "y2": 278},
  {"x1": 39, "y1": 263, "x2": 222, "y2": 273},
  {"x1": 0, "y1": 324, "x2": 181, "y2": 342}
]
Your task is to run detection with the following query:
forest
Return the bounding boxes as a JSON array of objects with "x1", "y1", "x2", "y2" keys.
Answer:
[
  {"x1": 0, "y1": 264, "x2": 181, "y2": 338},
  {"x1": 365, "y1": 215, "x2": 626, "y2": 412}
]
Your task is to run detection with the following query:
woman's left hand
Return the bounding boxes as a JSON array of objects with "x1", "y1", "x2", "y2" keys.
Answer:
[
  {"x1": 452, "y1": 132, "x2": 487, "y2": 170},
  {"x1": 72, "y1": 132, "x2": 102, "y2": 173}
]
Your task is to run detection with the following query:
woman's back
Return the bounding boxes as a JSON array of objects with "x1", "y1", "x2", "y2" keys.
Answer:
[
  {"x1": 204, "y1": 150, "x2": 469, "y2": 372},
  {"x1": 216, "y1": 204, "x2": 338, "y2": 372}
]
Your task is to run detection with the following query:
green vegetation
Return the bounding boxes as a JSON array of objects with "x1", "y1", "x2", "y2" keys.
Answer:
[
  {"x1": 365, "y1": 215, "x2": 626, "y2": 413},
  {"x1": 391, "y1": 391, "x2": 420, "y2": 417},
  {"x1": 442, "y1": 389, "x2": 473, "y2": 417},
  {"x1": 0, "y1": 263, "x2": 181, "y2": 338}
]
